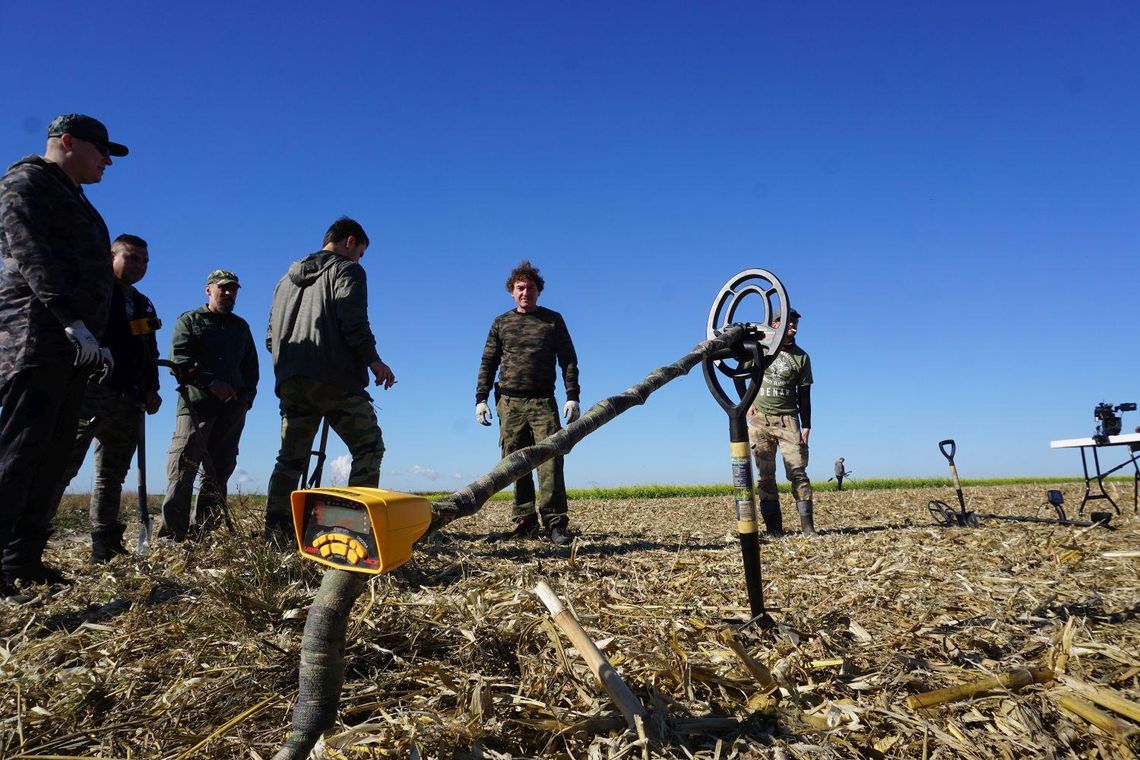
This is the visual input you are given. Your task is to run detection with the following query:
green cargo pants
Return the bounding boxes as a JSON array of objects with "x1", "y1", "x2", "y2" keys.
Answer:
[
  {"x1": 264, "y1": 376, "x2": 385, "y2": 531},
  {"x1": 497, "y1": 395, "x2": 567, "y2": 530}
]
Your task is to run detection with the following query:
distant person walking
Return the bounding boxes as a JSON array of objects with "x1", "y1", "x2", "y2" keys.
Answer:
[
  {"x1": 747, "y1": 308, "x2": 816, "y2": 536},
  {"x1": 834, "y1": 457, "x2": 847, "y2": 491},
  {"x1": 263, "y1": 217, "x2": 395, "y2": 547},
  {"x1": 158, "y1": 270, "x2": 258, "y2": 541},
  {"x1": 47, "y1": 234, "x2": 161, "y2": 563},
  {"x1": 0, "y1": 114, "x2": 126, "y2": 594},
  {"x1": 475, "y1": 261, "x2": 579, "y2": 546}
]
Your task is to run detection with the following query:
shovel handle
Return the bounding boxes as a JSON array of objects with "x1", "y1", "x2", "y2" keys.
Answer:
[{"x1": 938, "y1": 439, "x2": 956, "y2": 463}]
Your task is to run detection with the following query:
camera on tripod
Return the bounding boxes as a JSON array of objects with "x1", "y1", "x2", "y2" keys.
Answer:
[{"x1": 1093, "y1": 402, "x2": 1136, "y2": 444}]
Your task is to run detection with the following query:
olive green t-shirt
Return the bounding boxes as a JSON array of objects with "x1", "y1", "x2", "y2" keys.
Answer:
[{"x1": 750, "y1": 343, "x2": 812, "y2": 417}]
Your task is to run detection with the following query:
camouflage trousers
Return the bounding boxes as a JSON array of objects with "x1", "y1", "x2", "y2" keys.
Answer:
[
  {"x1": 0, "y1": 364, "x2": 88, "y2": 570},
  {"x1": 264, "y1": 377, "x2": 384, "y2": 529},
  {"x1": 159, "y1": 399, "x2": 248, "y2": 539},
  {"x1": 48, "y1": 385, "x2": 142, "y2": 533},
  {"x1": 748, "y1": 413, "x2": 813, "y2": 503},
  {"x1": 497, "y1": 395, "x2": 567, "y2": 529}
]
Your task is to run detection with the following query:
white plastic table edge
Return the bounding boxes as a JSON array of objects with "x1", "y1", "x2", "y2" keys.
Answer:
[{"x1": 1050, "y1": 432, "x2": 1140, "y2": 449}]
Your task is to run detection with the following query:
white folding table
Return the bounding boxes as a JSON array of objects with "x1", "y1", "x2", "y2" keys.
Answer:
[{"x1": 1050, "y1": 432, "x2": 1140, "y2": 514}]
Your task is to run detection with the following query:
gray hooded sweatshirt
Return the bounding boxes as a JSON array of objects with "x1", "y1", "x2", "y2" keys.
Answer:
[{"x1": 267, "y1": 250, "x2": 380, "y2": 394}]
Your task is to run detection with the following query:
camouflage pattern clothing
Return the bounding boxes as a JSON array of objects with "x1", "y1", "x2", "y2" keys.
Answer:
[
  {"x1": 45, "y1": 282, "x2": 160, "y2": 534},
  {"x1": 0, "y1": 155, "x2": 114, "y2": 578},
  {"x1": 159, "y1": 307, "x2": 258, "y2": 539},
  {"x1": 748, "y1": 342, "x2": 814, "y2": 504},
  {"x1": 265, "y1": 377, "x2": 384, "y2": 529},
  {"x1": 476, "y1": 307, "x2": 578, "y2": 529},
  {"x1": 749, "y1": 413, "x2": 812, "y2": 502},
  {"x1": 0, "y1": 156, "x2": 113, "y2": 380},
  {"x1": 497, "y1": 396, "x2": 567, "y2": 527},
  {"x1": 475, "y1": 307, "x2": 579, "y2": 404},
  {"x1": 48, "y1": 386, "x2": 143, "y2": 532},
  {"x1": 264, "y1": 250, "x2": 386, "y2": 535}
]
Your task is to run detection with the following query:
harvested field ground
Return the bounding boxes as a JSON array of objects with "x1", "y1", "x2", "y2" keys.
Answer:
[{"x1": 2, "y1": 482, "x2": 1139, "y2": 759}]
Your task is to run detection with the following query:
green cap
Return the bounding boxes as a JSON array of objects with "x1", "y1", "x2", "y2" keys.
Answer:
[
  {"x1": 206, "y1": 269, "x2": 240, "y2": 287},
  {"x1": 47, "y1": 114, "x2": 129, "y2": 157}
]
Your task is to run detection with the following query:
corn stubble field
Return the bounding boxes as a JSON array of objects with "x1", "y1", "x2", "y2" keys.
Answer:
[{"x1": 2, "y1": 482, "x2": 1138, "y2": 759}]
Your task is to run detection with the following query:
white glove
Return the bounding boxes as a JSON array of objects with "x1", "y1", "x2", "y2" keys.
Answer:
[
  {"x1": 475, "y1": 401, "x2": 492, "y2": 426},
  {"x1": 97, "y1": 347, "x2": 115, "y2": 381},
  {"x1": 563, "y1": 400, "x2": 580, "y2": 423},
  {"x1": 64, "y1": 320, "x2": 101, "y2": 366}
]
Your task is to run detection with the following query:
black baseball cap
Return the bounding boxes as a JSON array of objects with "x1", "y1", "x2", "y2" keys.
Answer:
[
  {"x1": 772, "y1": 307, "x2": 801, "y2": 322},
  {"x1": 47, "y1": 114, "x2": 129, "y2": 157}
]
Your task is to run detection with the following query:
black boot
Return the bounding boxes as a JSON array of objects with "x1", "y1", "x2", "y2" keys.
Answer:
[
  {"x1": 797, "y1": 500, "x2": 817, "y2": 536},
  {"x1": 759, "y1": 500, "x2": 784, "y2": 536},
  {"x1": 264, "y1": 516, "x2": 295, "y2": 551},
  {"x1": 91, "y1": 523, "x2": 130, "y2": 564},
  {"x1": 4, "y1": 530, "x2": 72, "y2": 587}
]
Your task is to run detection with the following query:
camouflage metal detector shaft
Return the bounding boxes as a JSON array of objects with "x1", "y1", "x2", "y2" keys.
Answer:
[{"x1": 273, "y1": 323, "x2": 757, "y2": 760}]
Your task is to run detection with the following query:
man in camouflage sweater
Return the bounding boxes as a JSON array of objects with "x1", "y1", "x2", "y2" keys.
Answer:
[
  {"x1": 158, "y1": 270, "x2": 258, "y2": 541},
  {"x1": 0, "y1": 114, "x2": 127, "y2": 592},
  {"x1": 475, "y1": 261, "x2": 580, "y2": 546},
  {"x1": 263, "y1": 217, "x2": 395, "y2": 546},
  {"x1": 747, "y1": 308, "x2": 816, "y2": 536},
  {"x1": 47, "y1": 234, "x2": 162, "y2": 563}
]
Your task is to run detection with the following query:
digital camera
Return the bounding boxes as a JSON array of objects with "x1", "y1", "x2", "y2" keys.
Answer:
[{"x1": 1094, "y1": 402, "x2": 1136, "y2": 443}]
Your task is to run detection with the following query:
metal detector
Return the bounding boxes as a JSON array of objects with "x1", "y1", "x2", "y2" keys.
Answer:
[
  {"x1": 927, "y1": 443, "x2": 1112, "y2": 529},
  {"x1": 702, "y1": 269, "x2": 789, "y2": 626}
]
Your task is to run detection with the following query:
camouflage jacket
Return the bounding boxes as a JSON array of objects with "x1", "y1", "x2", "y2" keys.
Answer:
[
  {"x1": 267, "y1": 250, "x2": 379, "y2": 394},
  {"x1": 0, "y1": 155, "x2": 113, "y2": 381},
  {"x1": 475, "y1": 307, "x2": 579, "y2": 403},
  {"x1": 169, "y1": 307, "x2": 259, "y2": 416}
]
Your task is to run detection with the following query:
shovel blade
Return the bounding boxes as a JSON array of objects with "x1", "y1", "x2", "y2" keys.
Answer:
[{"x1": 136, "y1": 521, "x2": 151, "y2": 556}]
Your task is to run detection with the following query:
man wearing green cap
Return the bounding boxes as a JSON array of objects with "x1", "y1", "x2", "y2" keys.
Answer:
[
  {"x1": 157, "y1": 269, "x2": 258, "y2": 541},
  {"x1": 0, "y1": 114, "x2": 127, "y2": 594}
]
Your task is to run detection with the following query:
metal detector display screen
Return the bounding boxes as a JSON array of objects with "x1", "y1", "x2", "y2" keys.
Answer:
[
  {"x1": 314, "y1": 502, "x2": 372, "y2": 534},
  {"x1": 301, "y1": 495, "x2": 379, "y2": 570}
]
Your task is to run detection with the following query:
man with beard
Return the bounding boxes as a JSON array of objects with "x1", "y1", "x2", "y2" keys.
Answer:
[{"x1": 158, "y1": 270, "x2": 258, "y2": 541}]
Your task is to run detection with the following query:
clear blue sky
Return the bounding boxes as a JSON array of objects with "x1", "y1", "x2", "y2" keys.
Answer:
[{"x1": 3, "y1": 2, "x2": 1137, "y2": 494}]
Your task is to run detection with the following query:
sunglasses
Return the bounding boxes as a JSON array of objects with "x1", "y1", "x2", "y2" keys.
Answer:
[{"x1": 77, "y1": 137, "x2": 111, "y2": 158}]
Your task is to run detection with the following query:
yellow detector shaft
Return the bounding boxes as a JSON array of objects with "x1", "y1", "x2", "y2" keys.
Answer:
[{"x1": 291, "y1": 487, "x2": 432, "y2": 574}]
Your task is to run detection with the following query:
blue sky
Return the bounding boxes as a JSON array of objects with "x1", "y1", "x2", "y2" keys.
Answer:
[{"x1": 3, "y1": 2, "x2": 1137, "y2": 494}]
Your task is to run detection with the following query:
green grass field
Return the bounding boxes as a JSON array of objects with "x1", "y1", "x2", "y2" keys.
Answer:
[{"x1": 414, "y1": 475, "x2": 1125, "y2": 501}]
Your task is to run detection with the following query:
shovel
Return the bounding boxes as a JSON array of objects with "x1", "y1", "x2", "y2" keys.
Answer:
[
  {"x1": 135, "y1": 407, "x2": 151, "y2": 555},
  {"x1": 928, "y1": 439, "x2": 980, "y2": 527}
]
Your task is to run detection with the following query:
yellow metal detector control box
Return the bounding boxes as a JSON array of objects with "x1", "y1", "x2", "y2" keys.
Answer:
[{"x1": 291, "y1": 487, "x2": 432, "y2": 574}]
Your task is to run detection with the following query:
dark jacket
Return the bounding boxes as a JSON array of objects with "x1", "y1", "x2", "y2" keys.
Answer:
[
  {"x1": 0, "y1": 155, "x2": 113, "y2": 381},
  {"x1": 169, "y1": 307, "x2": 258, "y2": 415},
  {"x1": 266, "y1": 250, "x2": 380, "y2": 394},
  {"x1": 475, "y1": 307, "x2": 579, "y2": 403},
  {"x1": 101, "y1": 282, "x2": 160, "y2": 399}
]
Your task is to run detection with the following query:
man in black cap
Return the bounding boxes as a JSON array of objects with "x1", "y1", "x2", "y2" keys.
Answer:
[{"x1": 0, "y1": 114, "x2": 127, "y2": 596}]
